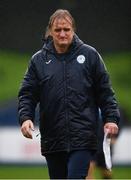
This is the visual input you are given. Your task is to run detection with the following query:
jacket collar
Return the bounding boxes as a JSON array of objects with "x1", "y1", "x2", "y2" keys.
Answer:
[{"x1": 42, "y1": 34, "x2": 84, "y2": 54}]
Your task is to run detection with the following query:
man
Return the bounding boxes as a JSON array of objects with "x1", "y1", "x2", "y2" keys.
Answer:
[{"x1": 18, "y1": 9, "x2": 120, "y2": 179}]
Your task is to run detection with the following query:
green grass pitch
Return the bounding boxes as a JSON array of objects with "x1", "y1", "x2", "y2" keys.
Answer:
[{"x1": 0, "y1": 165, "x2": 131, "y2": 179}]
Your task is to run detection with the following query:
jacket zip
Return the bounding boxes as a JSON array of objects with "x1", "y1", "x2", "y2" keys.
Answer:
[{"x1": 63, "y1": 60, "x2": 70, "y2": 152}]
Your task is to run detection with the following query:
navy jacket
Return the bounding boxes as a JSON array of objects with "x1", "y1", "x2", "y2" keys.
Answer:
[{"x1": 18, "y1": 35, "x2": 120, "y2": 155}]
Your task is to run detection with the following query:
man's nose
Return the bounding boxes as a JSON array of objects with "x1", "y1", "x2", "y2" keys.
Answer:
[{"x1": 59, "y1": 30, "x2": 66, "y2": 37}]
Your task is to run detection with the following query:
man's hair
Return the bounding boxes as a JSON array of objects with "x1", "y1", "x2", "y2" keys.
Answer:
[{"x1": 45, "y1": 9, "x2": 76, "y2": 38}]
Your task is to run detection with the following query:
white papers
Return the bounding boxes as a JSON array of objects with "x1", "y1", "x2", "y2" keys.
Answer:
[{"x1": 103, "y1": 131, "x2": 112, "y2": 171}]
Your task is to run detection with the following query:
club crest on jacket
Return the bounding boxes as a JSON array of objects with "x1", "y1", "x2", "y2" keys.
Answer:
[{"x1": 77, "y1": 55, "x2": 85, "y2": 64}]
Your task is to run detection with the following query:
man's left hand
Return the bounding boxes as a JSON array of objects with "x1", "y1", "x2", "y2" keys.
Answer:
[{"x1": 104, "y1": 122, "x2": 118, "y2": 136}]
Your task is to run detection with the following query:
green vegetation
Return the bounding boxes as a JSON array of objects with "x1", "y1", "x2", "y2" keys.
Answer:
[
  {"x1": 0, "y1": 165, "x2": 49, "y2": 179},
  {"x1": 0, "y1": 50, "x2": 30, "y2": 102},
  {"x1": 0, "y1": 165, "x2": 131, "y2": 179},
  {"x1": 0, "y1": 50, "x2": 131, "y2": 119},
  {"x1": 104, "y1": 52, "x2": 131, "y2": 119}
]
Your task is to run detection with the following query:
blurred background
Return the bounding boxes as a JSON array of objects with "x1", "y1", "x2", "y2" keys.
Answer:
[{"x1": 0, "y1": 0, "x2": 131, "y2": 179}]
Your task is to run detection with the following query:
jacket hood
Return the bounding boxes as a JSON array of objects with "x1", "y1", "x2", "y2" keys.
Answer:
[{"x1": 42, "y1": 34, "x2": 84, "y2": 54}]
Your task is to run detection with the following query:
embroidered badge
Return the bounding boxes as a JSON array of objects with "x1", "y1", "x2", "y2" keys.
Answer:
[{"x1": 77, "y1": 55, "x2": 85, "y2": 64}]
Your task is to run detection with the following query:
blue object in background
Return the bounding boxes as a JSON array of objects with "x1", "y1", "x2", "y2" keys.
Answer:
[
  {"x1": 0, "y1": 99, "x2": 39, "y2": 126},
  {"x1": 0, "y1": 100, "x2": 19, "y2": 126}
]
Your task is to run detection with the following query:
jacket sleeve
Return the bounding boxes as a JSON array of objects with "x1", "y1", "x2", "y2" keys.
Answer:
[
  {"x1": 18, "y1": 57, "x2": 40, "y2": 125},
  {"x1": 92, "y1": 51, "x2": 120, "y2": 125}
]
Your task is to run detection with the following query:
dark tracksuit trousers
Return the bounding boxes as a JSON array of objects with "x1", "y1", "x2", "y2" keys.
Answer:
[{"x1": 45, "y1": 149, "x2": 95, "y2": 179}]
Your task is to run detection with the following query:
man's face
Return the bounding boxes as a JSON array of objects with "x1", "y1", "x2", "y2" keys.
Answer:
[{"x1": 50, "y1": 17, "x2": 74, "y2": 51}]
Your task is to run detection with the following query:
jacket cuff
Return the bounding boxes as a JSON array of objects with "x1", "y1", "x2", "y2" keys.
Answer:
[
  {"x1": 19, "y1": 116, "x2": 33, "y2": 126},
  {"x1": 104, "y1": 117, "x2": 119, "y2": 126}
]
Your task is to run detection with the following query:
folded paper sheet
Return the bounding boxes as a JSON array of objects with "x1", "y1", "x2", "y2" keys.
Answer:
[{"x1": 103, "y1": 131, "x2": 112, "y2": 171}]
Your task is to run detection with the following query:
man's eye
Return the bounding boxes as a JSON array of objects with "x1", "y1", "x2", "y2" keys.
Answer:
[
  {"x1": 54, "y1": 28, "x2": 70, "y2": 32},
  {"x1": 55, "y1": 29, "x2": 61, "y2": 32},
  {"x1": 64, "y1": 28, "x2": 70, "y2": 32}
]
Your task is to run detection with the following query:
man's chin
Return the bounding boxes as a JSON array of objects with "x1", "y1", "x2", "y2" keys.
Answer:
[
  {"x1": 59, "y1": 42, "x2": 70, "y2": 48},
  {"x1": 59, "y1": 44, "x2": 67, "y2": 47}
]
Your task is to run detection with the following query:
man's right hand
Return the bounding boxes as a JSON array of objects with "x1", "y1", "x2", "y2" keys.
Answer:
[{"x1": 21, "y1": 120, "x2": 34, "y2": 139}]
